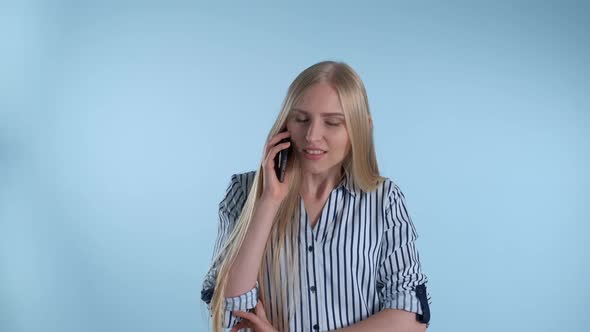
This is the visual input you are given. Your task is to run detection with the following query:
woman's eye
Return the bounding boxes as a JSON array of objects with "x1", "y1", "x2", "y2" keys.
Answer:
[{"x1": 295, "y1": 118, "x2": 340, "y2": 127}]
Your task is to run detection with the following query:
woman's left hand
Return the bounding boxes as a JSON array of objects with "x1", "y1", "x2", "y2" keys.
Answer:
[{"x1": 230, "y1": 299, "x2": 277, "y2": 332}]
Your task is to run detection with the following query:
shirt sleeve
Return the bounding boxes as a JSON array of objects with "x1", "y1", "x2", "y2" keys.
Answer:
[
  {"x1": 376, "y1": 184, "x2": 431, "y2": 325},
  {"x1": 200, "y1": 173, "x2": 260, "y2": 328}
]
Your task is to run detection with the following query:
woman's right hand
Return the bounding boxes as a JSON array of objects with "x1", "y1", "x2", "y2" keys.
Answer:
[{"x1": 260, "y1": 130, "x2": 292, "y2": 203}]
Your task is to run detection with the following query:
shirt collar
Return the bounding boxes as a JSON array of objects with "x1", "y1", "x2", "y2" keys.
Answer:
[{"x1": 336, "y1": 169, "x2": 358, "y2": 197}]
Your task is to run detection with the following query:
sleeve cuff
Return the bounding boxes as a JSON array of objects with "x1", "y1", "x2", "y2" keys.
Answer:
[
  {"x1": 382, "y1": 284, "x2": 431, "y2": 325},
  {"x1": 382, "y1": 289, "x2": 424, "y2": 315},
  {"x1": 223, "y1": 281, "x2": 259, "y2": 328}
]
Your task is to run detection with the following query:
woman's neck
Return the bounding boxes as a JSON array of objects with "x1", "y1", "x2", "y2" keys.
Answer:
[{"x1": 299, "y1": 167, "x2": 344, "y2": 200}]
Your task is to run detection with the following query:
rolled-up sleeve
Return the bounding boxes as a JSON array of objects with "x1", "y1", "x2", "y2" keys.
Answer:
[
  {"x1": 377, "y1": 184, "x2": 431, "y2": 324},
  {"x1": 200, "y1": 173, "x2": 260, "y2": 328}
]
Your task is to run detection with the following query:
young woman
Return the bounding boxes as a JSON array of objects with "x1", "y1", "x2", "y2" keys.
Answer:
[{"x1": 201, "y1": 61, "x2": 431, "y2": 332}]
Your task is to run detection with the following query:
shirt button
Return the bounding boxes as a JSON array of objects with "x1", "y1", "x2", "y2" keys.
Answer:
[
  {"x1": 310, "y1": 286, "x2": 316, "y2": 292},
  {"x1": 308, "y1": 245, "x2": 313, "y2": 252},
  {"x1": 313, "y1": 324, "x2": 319, "y2": 330}
]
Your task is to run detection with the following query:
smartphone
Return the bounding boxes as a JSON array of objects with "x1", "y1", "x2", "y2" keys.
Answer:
[{"x1": 274, "y1": 130, "x2": 291, "y2": 183}]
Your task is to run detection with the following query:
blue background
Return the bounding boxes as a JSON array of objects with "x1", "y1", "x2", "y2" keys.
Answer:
[{"x1": 1, "y1": 1, "x2": 588, "y2": 331}]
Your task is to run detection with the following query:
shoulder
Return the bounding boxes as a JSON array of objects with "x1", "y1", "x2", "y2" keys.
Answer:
[
  {"x1": 371, "y1": 176, "x2": 405, "y2": 206},
  {"x1": 375, "y1": 176, "x2": 415, "y2": 229},
  {"x1": 220, "y1": 170, "x2": 257, "y2": 208},
  {"x1": 218, "y1": 170, "x2": 256, "y2": 216},
  {"x1": 227, "y1": 170, "x2": 256, "y2": 196}
]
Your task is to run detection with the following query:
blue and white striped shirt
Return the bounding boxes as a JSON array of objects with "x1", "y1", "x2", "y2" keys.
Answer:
[{"x1": 201, "y1": 170, "x2": 431, "y2": 331}]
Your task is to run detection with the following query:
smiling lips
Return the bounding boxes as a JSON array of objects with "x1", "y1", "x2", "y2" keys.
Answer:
[
  {"x1": 303, "y1": 146, "x2": 327, "y2": 152},
  {"x1": 303, "y1": 148, "x2": 327, "y2": 160},
  {"x1": 304, "y1": 149, "x2": 326, "y2": 154}
]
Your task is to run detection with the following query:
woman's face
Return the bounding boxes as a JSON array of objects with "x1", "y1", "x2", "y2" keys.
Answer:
[{"x1": 286, "y1": 83, "x2": 351, "y2": 175}]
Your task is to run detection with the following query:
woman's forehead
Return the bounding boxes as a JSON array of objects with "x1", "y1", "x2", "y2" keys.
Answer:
[
  {"x1": 295, "y1": 83, "x2": 342, "y2": 109},
  {"x1": 291, "y1": 108, "x2": 345, "y2": 118}
]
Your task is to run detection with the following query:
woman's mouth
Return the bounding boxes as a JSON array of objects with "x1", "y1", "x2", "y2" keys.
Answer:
[{"x1": 303, "y1": 149, "x2": 327, "y2": 160}]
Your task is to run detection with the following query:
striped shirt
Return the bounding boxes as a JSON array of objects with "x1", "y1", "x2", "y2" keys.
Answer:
[{"x1": 201, "y1": 170, "x2": 431, "y2": 331}]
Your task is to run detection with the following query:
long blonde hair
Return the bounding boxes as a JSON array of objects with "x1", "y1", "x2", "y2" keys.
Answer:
[{"x1": 208, "y1": 60, "x2": 386, "y2": 331}]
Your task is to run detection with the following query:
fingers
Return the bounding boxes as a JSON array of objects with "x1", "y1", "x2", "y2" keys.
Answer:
[
  {"x1": 265, "y1": 131, "x2": 291, "y2": 155},
  {"x1": 263, "y1": 141, "x2": 291, "y2": 171},
  {"x1": 232, "y1": 310, "x2": 257, "y2": 321},
  {"x1": 232, "y1": 310, "x2": 260, "y2": 326},
  {"x1": 255, "y1": 300, "x2": 268, "y2": 320},
  {"x1": 232, "y1": 303, "x2": 273, "y2": 332},
  {"x1": 267, "y1": 141, "x2": 291, "y2": 160},
  {"x1": 230, "y1": 321, "x2": 248, "y2": 332},
  {"x1": 268, "y1": 130, "x2": 291, "y2": 146}
]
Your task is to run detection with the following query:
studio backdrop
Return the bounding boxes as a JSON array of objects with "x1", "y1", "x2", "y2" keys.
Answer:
[{"x1": 1, "y1": 1, "x2": 588, "y2": 332}]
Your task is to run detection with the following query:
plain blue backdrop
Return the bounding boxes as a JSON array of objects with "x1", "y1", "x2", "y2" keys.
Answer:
[{"x1": 1, "y1": 1, "x2": 588, "y2": 331}]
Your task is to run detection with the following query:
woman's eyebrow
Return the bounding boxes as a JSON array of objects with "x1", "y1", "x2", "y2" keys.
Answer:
[{"x1": 292, "y1": 108, "x2": 345, "y2": 118}]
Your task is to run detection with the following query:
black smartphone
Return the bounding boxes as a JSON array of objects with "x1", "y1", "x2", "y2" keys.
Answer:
[{"x1": 274, "y1": 131, "x2": 291, "y2": 183}]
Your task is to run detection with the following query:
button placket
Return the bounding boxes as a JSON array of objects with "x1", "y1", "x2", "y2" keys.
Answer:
[
  {"x1": 302, "y1": 198, "x2": 321, "y2": 332},
  {"x1": 311, "y1": 228, "x2": 324, "y2": 332}
]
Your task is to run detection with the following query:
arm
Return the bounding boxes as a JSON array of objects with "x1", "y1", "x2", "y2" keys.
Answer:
[
  {"x1": 334, "y1": 309, "x2": 426, "y2": 332},
  {"x1": 201, "y1": 174, "x2": 279, "y2": 328},
  {"x1": 333, "y1": 184, "x2": 431, "y2": 331},
  {"x1": 224, "y1": 196, "x2": 280, "y2": 297}
]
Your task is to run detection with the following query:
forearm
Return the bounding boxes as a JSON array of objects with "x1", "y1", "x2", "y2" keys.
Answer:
[
  {"x1": 224, "y1": 197, "x2": 279, "y2": 298},
  {"x1": 334, "y1": 309, "x2": 426, "y2": 332}
]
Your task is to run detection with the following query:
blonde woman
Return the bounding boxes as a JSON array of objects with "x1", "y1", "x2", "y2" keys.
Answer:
[{"x1": 201, "y1": 61, "x2": 431, "y2": 332}]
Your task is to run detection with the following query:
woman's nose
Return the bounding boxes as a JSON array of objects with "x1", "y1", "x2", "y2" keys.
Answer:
[{"x1": 305, "y1": 121, "x2": 323, "y2": 142}]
